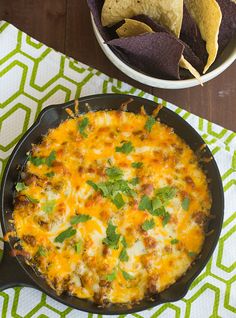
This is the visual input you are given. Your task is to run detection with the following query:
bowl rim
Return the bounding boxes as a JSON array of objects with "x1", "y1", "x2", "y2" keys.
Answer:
[{"x1": 91, "y1": 14, "x2": 236, "y2": 89}]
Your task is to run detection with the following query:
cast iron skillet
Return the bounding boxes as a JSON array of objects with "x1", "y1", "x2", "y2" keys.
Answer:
[{"x1": 0, "y1": 94, "x2": 224, "y2": 315}]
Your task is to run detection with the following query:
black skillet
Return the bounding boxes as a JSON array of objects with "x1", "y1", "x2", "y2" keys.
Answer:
[{"x1": 0, "y1": 94, "x2": 224, "y2": 315}]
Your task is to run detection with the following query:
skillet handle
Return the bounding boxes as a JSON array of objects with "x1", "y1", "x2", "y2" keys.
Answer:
[{"x1": 0, "y1": 242, "x2": 37, "y2": 290}]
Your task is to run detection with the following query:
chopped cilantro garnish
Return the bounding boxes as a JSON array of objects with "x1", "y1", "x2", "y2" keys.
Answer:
[
  {"x1": 171, "y1": 239, "x2": 179, "y2": 245},
  {"x1": 86, "y1": 180, "x2": 98, "y2": 191},
  {"x1": 112, "y1": 193, "x2": 125, "y2": 209},
  {"x1": 142, "y1": 218, "x2": 155, "y2": 231},
  {"x1": 182, "y1": 197, "x2": 190, "y2": 211},
  {"x1": 27, "y1": 196, "x2": 39, "y2": 204},
  {"x1": 29, "y1": 151, "x2": 56, "y2": 167},
  {"x1": 121, "y1": 236, "x2": 128, "y2": 248},
  {"x1": 106, "y1": 166, "x2": 123, "y2": 179},
  {"x1": 162, "y1": 211, "x2": 170, "y2": 226},
  {"x1": 45, "y1": 151, "x2": 56, "y2": 167},
  {"x1": 131, "y1": 162, "x2": 143, "y2": 169},
  {"x1": 42, "y1": 200, "x2": 56, "y2": 213},
  {"x1": 116, "y1": 141, "x2": 134, "y2": 154},
  {"x1": 150, "y1": 206, "x2": 166, "y2": 216},
  {"x1": 15, "y1": 182, "x2": 26, "y2": 192},
  {"x1": 106, "y1": 270, "x2": 117, "y2": 282},
  {"x1": 103, "y1": 221, "x2": 120, "y2": 249},
  {"x1": 29, "y1": 156, "x2": 45, "y2": 166},
  {"x1": 37, "y1": 246, "x2": 47, "y2": 256},
  {"x1": 145, "y1": 116, "x2": 156, "y2": 133},
  {"x1": 119, "y1": 248, "x2": 129, "y2": 262},
  {"x1": 188, "y1": 251, "x2": 197, "y2": 257},
  {"x1": 54, "y1": 227, "x2": 76, "y2": 243},
  {"x1": 70, "y1": 214, "x2": 92, "y2": 225},
  {"x1": 138, "y1": 195, "x2": 152, "y2": 211},
  {"x1": 45, "y1": 172, "x2": 55, "y2": 178},
  {"x1": 129, "y1": 177, "x2": 139, "y2": 186},
  {"x1": 78, "y1": 117, "x2": 89, "y2": 138},
  {"x1": 75, "y1": 240, "x2": 83, "y2": 253},
  {"x1": 155, "y1": 186, "x2": 177, "y2": 204},
  {"x1": 121, "y1": 269, "x2": 134, "y2": 281},
  {"x1": 152, "y1": 197, "x2": 162, "y2": 210}
]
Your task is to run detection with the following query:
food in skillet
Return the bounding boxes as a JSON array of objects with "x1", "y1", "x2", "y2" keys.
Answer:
[
  {"x1": 13, "y1": 106, "x2": 212, "y2": 305},
  {"x1": 87, "y1": 0, "x2": 236, "y2": 80}
]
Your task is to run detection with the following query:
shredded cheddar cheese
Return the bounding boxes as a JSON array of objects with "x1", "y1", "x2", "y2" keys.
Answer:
[{"x1": 13, "y1": 110, "x2": 211, "y2": 305}]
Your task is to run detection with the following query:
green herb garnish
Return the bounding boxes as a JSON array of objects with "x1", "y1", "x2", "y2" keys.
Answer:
[
  {"x1": 106, "y1": 270, "x2": 117, "y2": 282},
  {"x1": 155, "y1": 186, "x2": 177, "y2": 204},
  {"x1": 138, "y1": 195, "x2": 152, "y2": 211},
  {"x1": 29, "y1": 151, "x2": 56, "y2": 167},
  {"x1": 145, "y1": 116, "x2": 156, "y2": 133},
  {"x1": 70, "y1": 214, "x2": 92, "y2": 225},
  {"x1": 45, "y1": 151, "x2": 56, "y2": 167},
  {"x1": 42, "y1": 200, "x2": 56, "y2": 213},
  {"x1": 129, "y1": 177, "x2": 139, "y2": 186},
  {"x1": 121, "y1": 269, "x2": 134, "y2": 281},
  {"x1": 171, "y1": 239, "x2": 179, "y2": 245},
  {"x1": 45, "y1": 172, "x2": 55, "y2": 178},
  {"x1": 121, "y1": 236, "x2": 128, "y2": 248},
  {"x1": 54, "y1": 227, "x2": 76, "y2": 243},
  {"x1": 15, "y1": 182, "x2": 26, "y2": 192},
  {"x1": 106, "y1": 166, "x2": 123, "y2": 179},
  {"x1": 131, "y1": 162, "x2": 143, "y2": 169},
  {"x1": 103, "y1": 221, "x2": 120, "y2": 249},
  {"x1": 37, "y1": 246, "x2": 47, "y2": 256},
  {"x1": 116, "y1": 141, "x2": 134, "y2": 154},
  {"x1": 29, "y1": 156, "x2": 45, "y2": 166},
  {"x1": 86, "y1": 180, "x2": 98, "y2": 191},
  {"x1": 162, "y1": 211, "x2": 170, "y2": 226},
  {"x1": 78, "y1": 117, "x2": 89, "y2": 138},
  {"x1": 142, "y1": 218, "x2": 155, "y2": 231},
  {"x1": 119, "y1": 248, "x2": 129, "y2": 262},
  {"x1": 112, "y1": 193, "x2": 125, "y2": 209},
  {"x1": 27, "y1": 196, "x2": 39, "y2": 204},
  {"x1": 182, "y1": 197, "x2": 190, "y2": 211},
  {"x1": 188, "y1": 251, "x2": 197, "y2": 258},
  {"x1": 75, "y1": 240, "x2": 83, "y2": 253}
]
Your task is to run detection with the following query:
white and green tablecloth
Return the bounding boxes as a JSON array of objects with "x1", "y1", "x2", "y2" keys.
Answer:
[{"x1": 0, "y1": 20, "x2": 235, "y2": 318}]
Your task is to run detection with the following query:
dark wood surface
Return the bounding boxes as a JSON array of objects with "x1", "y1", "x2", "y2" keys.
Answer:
[{"x1": 1, "y1": 0, "x2": 235, "y2": 131}]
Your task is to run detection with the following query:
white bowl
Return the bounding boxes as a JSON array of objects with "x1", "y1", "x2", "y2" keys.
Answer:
[{"x1": 91, "y1": 15, "x2": 236, "y2": 89}]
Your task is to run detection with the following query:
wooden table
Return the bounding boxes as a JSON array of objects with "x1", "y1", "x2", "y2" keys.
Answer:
[{"x1": 1, "y1": 0, "x2": 235, "y2": 131}]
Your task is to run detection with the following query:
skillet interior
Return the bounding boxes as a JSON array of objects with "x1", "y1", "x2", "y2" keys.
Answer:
[{"x1": 0, "y1": 94, "x2": 224, "y2": 315}]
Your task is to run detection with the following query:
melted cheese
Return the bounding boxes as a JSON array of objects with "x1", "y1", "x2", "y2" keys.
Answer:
[{"x1": 13, "y1": 110, "x2": 211, "y2": 304}]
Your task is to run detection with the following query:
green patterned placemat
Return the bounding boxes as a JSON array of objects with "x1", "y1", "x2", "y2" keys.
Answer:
[{"x1": 0, "y1": 20, "x2": 235, "y2": 318}]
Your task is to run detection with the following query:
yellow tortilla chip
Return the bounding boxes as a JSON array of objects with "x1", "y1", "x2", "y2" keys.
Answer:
[
  {"x1": 116, "y1": 19, "x2": 153, "y2": 37},
  {"x1": 179, "y1": 57, "x2": 203, "y2": 85},
  {"x1": 184, "y1": 0, "x2": 222, "y2": 73},
  {"x1": 101, "y1": 0, "x2": 183, "y2": 37}
]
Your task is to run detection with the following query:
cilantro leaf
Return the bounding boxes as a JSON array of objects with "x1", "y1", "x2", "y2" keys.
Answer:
[
  {"x1": 116, "y1": 141, "x2": 134, "y2": 154},
  {"x1": 182, "y1": 197, "x2": 190, "y2": 211},
  {"x1": 29, "y1": 156, "x2": 45, "y2": 166},
  {"x1": 155, "y1": 186, "x2": 177, "y2": 204},
  {"x1": 121, "y1": 236, "x2": 128, "y2": 248},
  {"x1": 162, "y1": 211, "x2": 170, "y2": 226},
  {"x1": 150, "y1": 206, "x2": 166, "y2": 216},
  {"x1": 129, "y1": 177, "x2": 139, "y2": 186},
  {"x1": 106, "y1": 270, "x2": 117, "y2": 282},
  {"x1": 15, "y1": 182, "x2": 26, "y2": 192},
  {"x1": 103, "y1": 221, "x2": 120, "y2": 249},
  {"x1": 70, "y1": 214, "x2": 92, "y2": 225},
  {"x1": 152, "y1": 197, "x2": 162, "y2": 210},
  {"x1": 145, "y1": 116, "x2": 156, "y2": 133},
  {"x1": 171, "y1": 239, "x2": 179, "y2": 244},
  {"x1": 78, "y1": 117, "x2": 89, "y2": 138},
  {"x1": 131, "y1": 162, "x2": 143, "y2": 169},
  {"x1": 142, "y1": 218, "x2": 155, "y2": 231},
  {"x1": 42, "y1": 200, "x2": 56, "y2": 213},
  {"x1": 121, "y1": 269, "x2": 134, "y2": 281},
  {"x1": 119, "y1": 248, "x2": 129, "y2": 262},
  {"x1": 37, "y1": 246, "x2": 47, "y2": 256},
  {"x1": 86, "y1": 180, "x2": 98, "y2": 191},
  {"x1": 106, "y1": 167, "x2": 123, "y2": 179},
  {"x1": 188, "y1": 251, "x2": 197, "y2": 258},
  {"x1": 54, "y1": 227, "x2": 76, "y2": 243},
  {"x1": 112, "y1": 193, "x2": 125, "y2": 209},
  {"x1": 138, "y1": 195, "x2": 152, "y2": 211},
  {"x1": 45, "y1": 172, "x2": 55, "y2": 178},
  {"x1": 75, "y1": 240, "x2": 83, "y2": 253},
  {"x1": 45, "y1": 150, "x2": 56, "y2": 167},
  {"x1": 27, "y1": 196, "x2": 39, "y2": 204}
]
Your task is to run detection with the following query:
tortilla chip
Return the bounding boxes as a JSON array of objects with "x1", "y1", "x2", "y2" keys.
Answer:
[
  {"x1": 184, "y1": 0, "x2": 222, "y2": 73},
  {"x1": 108, "y1": 32, "x2": 184, "y2": 79},
  {"x1": 216, "y1": 0, "x2": 236, "y2": 53},
  {"x1": 101, "y1": 0, "x2": 183, "y2": 37},
  {"x1": 180, "y1": 57, "x2": 202, "y2": 84},
  {"x1": 116, "y1": 19, "x2": 153, "y2": 37},
  {"x1": 180, "y1": 5, "x2": 208, "y2": 65}
]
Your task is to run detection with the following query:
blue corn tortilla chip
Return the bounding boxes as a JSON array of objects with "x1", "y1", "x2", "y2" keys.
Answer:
[
  {"x1": 216, "y1": 0, "x2": 236, "y2": 53},
  {"x1": 132, "y1": 15, "x2": 204, "y2": 74},
  {"x1": 107, "y1": 32, "x2": 184, "y2": 80},
  {"x1": 180, "y1": 5, "x2": 208, "y2": 65}
]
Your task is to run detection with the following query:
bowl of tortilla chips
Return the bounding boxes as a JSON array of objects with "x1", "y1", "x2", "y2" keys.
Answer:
[{"x1": 87, "y1": 0, "x2": 236, "y2": 89}]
